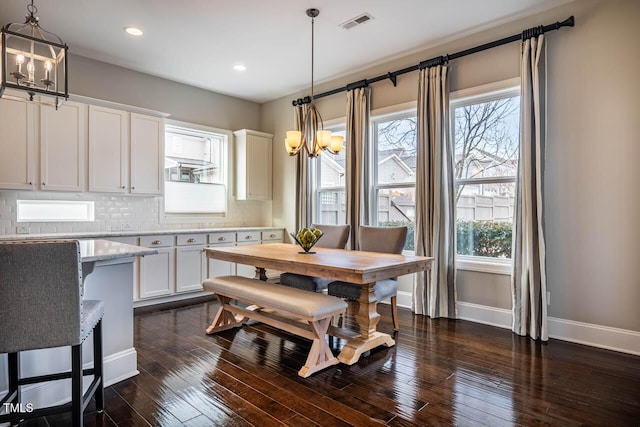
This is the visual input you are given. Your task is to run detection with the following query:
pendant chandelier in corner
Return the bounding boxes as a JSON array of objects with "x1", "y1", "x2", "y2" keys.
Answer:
[
  {"x1": 1, "y1": 0, "x2": 69, "y2": 109},
  {"x1": 285, "y1": 8, "x2": 343, "y2": 158}
]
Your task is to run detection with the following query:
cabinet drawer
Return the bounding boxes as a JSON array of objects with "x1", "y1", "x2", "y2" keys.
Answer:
[
  {"x1": 237, "y1": 231, "x2": 260, "y2": 243},
  {"x1": 176, "y1": 233, "x2": 206, "y2": 246},
  {"x1": 261, "y1": 230, "x2": 283, "y2": 241},
  {"x1": 140, "y1": 235, "x2": 174, "y2": 248},
  {"x1": 208, "y1": 232, "x2": 236, "y2": 245}
]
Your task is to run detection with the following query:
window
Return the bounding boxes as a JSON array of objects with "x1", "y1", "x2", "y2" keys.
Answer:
[
  {"x1": 17, "y1": 200, "x2": 95, "y2": 222},
  {"x1": 372, "y1": 111, "x2": 417, "y2": 251},
  {"x1": 451, "y1": 79, "x2": 520, "y2": 270},
  {"x1": 314, "y1": 125, "x2": 347, "y2": 225},
  {"x1": 163, "y1": 122, "x2": 229, "y2": 219}
]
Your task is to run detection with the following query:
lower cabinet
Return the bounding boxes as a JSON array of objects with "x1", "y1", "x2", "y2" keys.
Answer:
[
  {"x1": 130, "y1": 229, "x2": 283, "y2": 303},
  {"x1": 139, "y1": 247, "x2": 175, "y2": 299},
  {"x1": 175, "y1": 234, "x2": 206, "y2": 293}
]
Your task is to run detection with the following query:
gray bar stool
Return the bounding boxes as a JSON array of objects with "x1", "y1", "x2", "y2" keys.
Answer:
[{"x1": 0, "y1": 240, "x2": 104, "y2": 427}]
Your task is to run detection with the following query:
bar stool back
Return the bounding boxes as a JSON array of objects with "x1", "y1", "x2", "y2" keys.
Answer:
[{"x1": 0, "y1": 240, "x2": 104, "y2": 427}]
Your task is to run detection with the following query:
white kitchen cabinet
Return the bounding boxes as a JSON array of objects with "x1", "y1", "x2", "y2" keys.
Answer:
[
  {"x1": 89, "y1": 105, "x2": 128, "y2": 193},
  {"x1": 175, "y1": 234, "x2": 206, "y2": 293},
  {"x1": 207, "y1": 232, "x2": 236, "y2": 279},
  {"x1": 0, "y1": 98, "x2": 35, "y2": 190},
  {"x1": 130, "y1": 113, "x2": 164, "y2": 195},
  {"x1": 138, "y1": 235, "x2": 175, "y2": 299},
  {"x1": 234, "y1": 129, "x2": 273, "y2": 200},
  {"x1": 40, "y1": 101, "x2": 87, "y2": 191}
]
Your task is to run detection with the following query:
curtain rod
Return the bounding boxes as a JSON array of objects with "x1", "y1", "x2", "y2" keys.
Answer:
[{"x1": 292, "y1": 15, "x2": 574, "y2": 106}]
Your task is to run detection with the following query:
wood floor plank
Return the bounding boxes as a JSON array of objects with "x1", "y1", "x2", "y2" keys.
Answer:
[{"x1": 31, "y1": 300, "x2": 639, "y2": 426}]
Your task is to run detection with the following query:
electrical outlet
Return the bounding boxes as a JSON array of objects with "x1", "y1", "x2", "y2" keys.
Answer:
[
  {"x1": 546, "y1": 291, "x2": 551, "y2": 306},
  {"x1": 111, "y1": 224, "x2": 122, "y2": 232},
  {"x1": 16, "y1": 225, "x2": 30, "y2": 234},
  {"x1": 122, "y1": 223, "x2": 133, "y2": 231}
]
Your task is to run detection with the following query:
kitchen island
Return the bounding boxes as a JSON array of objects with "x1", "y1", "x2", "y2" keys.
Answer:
[{"x1": 0, "y1": 239, "x2": 156, "y2": 409}]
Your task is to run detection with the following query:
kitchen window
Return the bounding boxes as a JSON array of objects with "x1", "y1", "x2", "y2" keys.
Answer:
[
  {"x1": 451, "y1": 78, "x2": 520, "y2": 274},
  {"x1": 163, "y1": 121, "x2": 229, "y2": 219}
]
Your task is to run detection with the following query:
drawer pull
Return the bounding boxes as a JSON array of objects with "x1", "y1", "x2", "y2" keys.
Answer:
[
  {"x1": 151, "y1": 240, "x2": 161, "y2": 245},
  {"x1": 245, "y1": 235, "x2": 252, "y2": 240},
  {"x1": 187, "y1": 238, "x2": 196, "y2": 243},
  {"x1": 270, "y1": 234, "x2": 276, "y2": 238},
  {"x1": 218, "y1": 237, "x2": 225, "y2": 241}
]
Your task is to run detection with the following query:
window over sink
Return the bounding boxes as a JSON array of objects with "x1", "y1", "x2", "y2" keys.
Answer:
[{"x1": 163, "y1": 121, "x2": 230, "y2": 220}]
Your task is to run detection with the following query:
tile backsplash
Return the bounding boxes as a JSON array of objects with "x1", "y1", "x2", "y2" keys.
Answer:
[{"x1": 0, "y1": 190, "x2": 272, "y2": 235}]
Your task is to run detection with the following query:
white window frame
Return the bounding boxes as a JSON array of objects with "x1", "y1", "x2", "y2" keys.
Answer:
[
  {"x1": 160, "y1": 119, "x2": 231, "y2": 224},
  {"x1": 370, "y1": 108, "x2": 418, "y2": 230},
  {"x1": 451, "y1": 77, "x2": 520, "y2": 275}
]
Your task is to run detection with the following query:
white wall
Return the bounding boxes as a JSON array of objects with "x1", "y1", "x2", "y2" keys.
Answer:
[{"x1": 262, "y1": 0, "x2": 640, "y2": 336}]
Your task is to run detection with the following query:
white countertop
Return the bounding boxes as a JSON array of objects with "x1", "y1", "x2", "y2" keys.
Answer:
[
  {"x1": 79, "y1": 239, "x2": 158, "y2": 262},
  {"x1": 0, "y1": 226, "x2": 283, "y2": 242}
]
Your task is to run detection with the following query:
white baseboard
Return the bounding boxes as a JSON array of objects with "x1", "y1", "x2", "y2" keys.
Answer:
[
  {"x1": 133, "y1": 290, "x2": 212, "y2": 308},
  {"x1": 0, "y1": 348, "x2": 138, "y2": 410},
  {"x1": 456, "y1": 301, "x2": 640, "y2": 356}
]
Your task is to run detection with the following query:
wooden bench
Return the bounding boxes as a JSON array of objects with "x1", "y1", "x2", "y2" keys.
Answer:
[{"x1": 203, "y1": 275, "x2": 348, "y2": 377}]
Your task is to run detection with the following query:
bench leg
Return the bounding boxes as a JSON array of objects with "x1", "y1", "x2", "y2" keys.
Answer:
[
  {"x1": 298, "y1": 317, "x2": 340, "y2": 378},
  {"x1": 206, "y1": 296, "x2": 247, "y2": 334}
]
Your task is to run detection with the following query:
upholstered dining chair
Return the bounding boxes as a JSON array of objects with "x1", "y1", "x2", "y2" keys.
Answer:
[
  {"x1": 327, "y1": 225, "x2": 407, "y2": 331},
  {"x1": 279, "y1": 224, "x2": 351, "y2": 292},
  {"x1": 0, "y1": 240, "x2": 104, "y2": 427}
]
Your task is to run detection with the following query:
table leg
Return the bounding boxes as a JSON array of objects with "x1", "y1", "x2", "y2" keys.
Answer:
[
  {"x1": 337, "y1": 282, "x2": 396, "y2": 365},
  {"x1": 254, "y1": 266, "x2": 268, "y2": 281}
]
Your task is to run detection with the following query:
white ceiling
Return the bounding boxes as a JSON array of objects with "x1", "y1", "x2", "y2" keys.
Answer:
[{"x1": 0, "y1": 0, "x2": 573, "y2": 103}]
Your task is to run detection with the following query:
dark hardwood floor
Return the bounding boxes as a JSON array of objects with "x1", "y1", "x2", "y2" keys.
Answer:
[{"x1": 20, "y1": 301, "x2": 640, "y2": 426}]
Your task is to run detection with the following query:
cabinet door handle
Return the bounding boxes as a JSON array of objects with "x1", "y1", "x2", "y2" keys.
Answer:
[
  {"x1": 28, "y1": 181, "x2": 32, "y2": 185},
  {"x1": 151, "y1": 240, "x2": 161, "y2": 245},
  {"x1": 132, "y1": 186, "x2": 135, "y2": 190},
  {"x1": 42, "y1": 182, "x2": 46, "y2": 186},
  {"x1": 187, "y1": 238, "x2": 195, "y2": 243},
  {"x1": 217, "y1": 236, "x2": 225, "y2": 241}
]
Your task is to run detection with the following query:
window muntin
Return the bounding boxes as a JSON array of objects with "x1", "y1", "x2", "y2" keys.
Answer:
[
  {"x1": 314, "y1": 126, "x2": 347, "y2": 225},
  {"x1": 372, "y1": 111, "x2": 417, "y2": 251},
  {"x1": 163, "y1": 123, "x2": 228, "y2": 217},
  {"x1": 452, "y1": 85, "x2": 520, "y2": 260}
]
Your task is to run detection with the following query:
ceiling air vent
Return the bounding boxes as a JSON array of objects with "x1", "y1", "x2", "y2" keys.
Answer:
[{"x1": 339, "y1": 13, "x2": 374, "y2": 30}]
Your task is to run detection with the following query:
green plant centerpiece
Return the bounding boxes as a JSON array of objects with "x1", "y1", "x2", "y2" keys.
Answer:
[{"x1": 290, "y1": 227, "x2": 323, "y2": 254}]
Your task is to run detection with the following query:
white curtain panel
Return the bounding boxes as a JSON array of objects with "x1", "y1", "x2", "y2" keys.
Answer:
[
  {"x1": 294, "y1": 105, "x2": 311, "y2": 230},
  {"x1": 413, "y1": 65, "x2": 457, "y2": 318},
  {"x1": 345, "y1": 87, "x2": 371, "y2": 250},
  {"x1": 512, "y1": 34, "x2": 548, "y2": 341}
]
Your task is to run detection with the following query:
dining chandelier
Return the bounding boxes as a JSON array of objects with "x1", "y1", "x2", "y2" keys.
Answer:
[
  {"x1": 285, "y1": 8, "x2": 343, "y2": 158},
  {"x1": 1, "y1": 0, "x2": 69, "y2": 108}
]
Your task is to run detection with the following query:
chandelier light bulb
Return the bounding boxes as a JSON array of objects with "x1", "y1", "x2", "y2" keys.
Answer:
[{"x1": 330, "y1": 135, "x2": 344, "y2": 153}]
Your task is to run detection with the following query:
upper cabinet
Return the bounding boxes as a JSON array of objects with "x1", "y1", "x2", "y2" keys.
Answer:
[
  {"x1": 89, "y1": 105, "x2": 129, "y2": 193},
  {"x1": 234, "y1": 129, "x2": 272, "y2": 201},
  {"x1": 40, "y1": 101, "x2": 87, "y2": 191},
  {"x1": 89, "y1": 106, "x2": 164, "y2": 195},
  {"x1": 0, "y1": 98, "x2": 35, "y2": 190},
  {"x1": 130, "y1": 113, "x2": 163, "y2": 195}
]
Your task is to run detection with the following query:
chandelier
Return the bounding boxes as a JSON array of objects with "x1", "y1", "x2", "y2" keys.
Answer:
[
  {"x1": 1, "y1": 0, "x2": 69, "y2": 108},
  {"x1": 285, "y1": 8, "x2": 343, "y2": 158}
]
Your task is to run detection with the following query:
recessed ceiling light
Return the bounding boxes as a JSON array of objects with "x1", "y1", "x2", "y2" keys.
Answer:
[
  {"x1": 233, "y1": 64, "x2": 247, "y2": 71},
  {"x1": 124, "y1": 27, "x2": 143, "y2": 36}
]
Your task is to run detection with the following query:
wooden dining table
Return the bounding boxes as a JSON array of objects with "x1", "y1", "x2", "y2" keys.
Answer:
[{"x1": 204, "y1": 242, "x2": 433, "y2": 365}]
